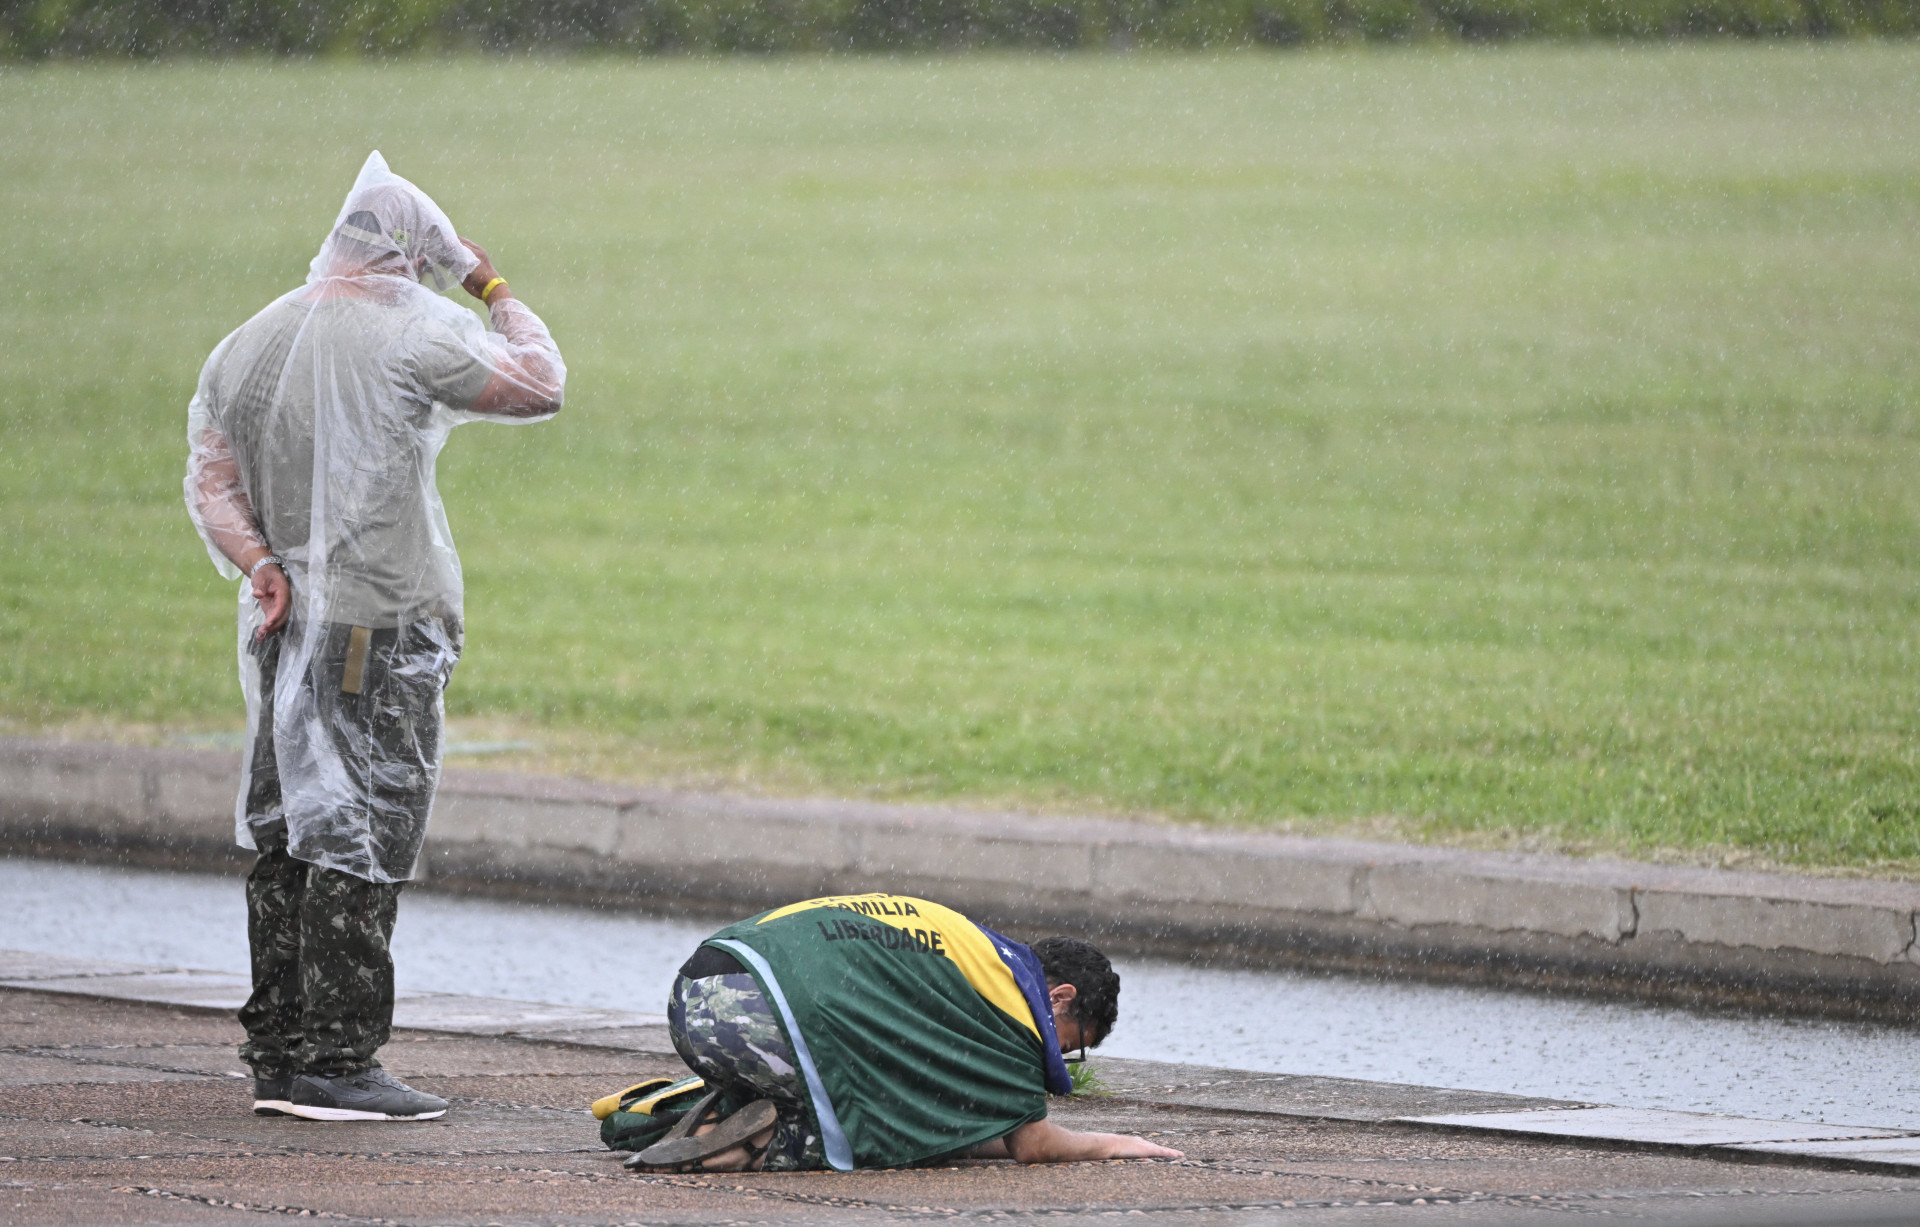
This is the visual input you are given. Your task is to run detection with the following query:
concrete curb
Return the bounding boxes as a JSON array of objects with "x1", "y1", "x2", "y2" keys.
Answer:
[
  {"x1": 6, "y1": 950, "x2": 1919, "y2": 1178},
  {"x1": 5, "y1": 736, "x2": 1920, "y2": 1020}
]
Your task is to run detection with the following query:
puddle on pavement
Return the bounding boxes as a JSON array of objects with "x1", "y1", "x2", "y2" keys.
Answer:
[{"x1": 4, "y1": 856, "x2": 1915, "y2": 1130}]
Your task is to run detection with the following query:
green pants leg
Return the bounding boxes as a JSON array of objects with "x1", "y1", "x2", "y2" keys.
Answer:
[{"x1": 238, "y1": 823, "x2": 402, "y2": 1079}]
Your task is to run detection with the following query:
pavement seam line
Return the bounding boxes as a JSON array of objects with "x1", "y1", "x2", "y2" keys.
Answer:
[
  {"x1": 4, "y1": 1048, "x2": 228, "y2": 1079},
  {"x1": 112, "y1": 1184, "x2": 384, "y2": 1221},
  {"x1": 1174, "y1": 1157, "x2": 1473, "y2": 1196},
  {"x1": 627, "y1": 1171, "x2": 943, "y2": 1212}
]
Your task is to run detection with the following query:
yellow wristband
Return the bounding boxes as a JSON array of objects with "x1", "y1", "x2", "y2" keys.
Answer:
[{"x1": 479, "y1": 277, "x2": 507, "y2": 303}]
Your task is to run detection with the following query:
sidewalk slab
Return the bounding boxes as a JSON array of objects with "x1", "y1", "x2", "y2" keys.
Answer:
[
  {"x1": 1731, "y1": 1136, "x2": 1920, "y2": 1165},
  {"x1": 513, "y1": 1022, "x2": 678, "y2": 1051},
  {"x1": 0, "y1": 1051, "x2": 207, "y2": 1085},
  {"x1": 1400, "y1": 1106, "x2": 1908, "y2": 1147},
  {"x1": 8, "y1": 735, "x2": 1920, "y2": 1020},
  {"x1": 1095, "y1": 1057, "x2": 1584, "y2": 1123},
  {"x1": 0, "y1": 955, "x2": 664, "y2": 1036},
  {"x1": 390, "y1": 994, "x2": 666, "y2": 1034},
  {"x1": 2, "y1": 970, "x2": 254, "y2": 1010},
  {"x1": 0, "y1": 950, "x2": 174, "y2": 980}
]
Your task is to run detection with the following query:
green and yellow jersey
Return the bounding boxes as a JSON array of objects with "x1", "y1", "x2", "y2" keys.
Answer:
[{"x1": 702, "y1": 892, "x2": 1074, "y2": 1171}]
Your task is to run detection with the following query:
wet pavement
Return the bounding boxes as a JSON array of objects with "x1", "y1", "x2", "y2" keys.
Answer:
[
  {"x1": 8, "y1": 985, "x2": 1920, "y2": 1226},
  {"x1": 7, "y1": 856, "x2": 1920, "y2": 1132}
]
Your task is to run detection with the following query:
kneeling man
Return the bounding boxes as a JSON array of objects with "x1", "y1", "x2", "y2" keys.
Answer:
[{"x1": 629, "y1": 893, "x2": 1183, "y2": 1171}]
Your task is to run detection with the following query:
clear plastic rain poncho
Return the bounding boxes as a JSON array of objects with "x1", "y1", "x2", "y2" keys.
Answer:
[{"x1": 185, "y1": 152, "x2": 564, "y2": 883}]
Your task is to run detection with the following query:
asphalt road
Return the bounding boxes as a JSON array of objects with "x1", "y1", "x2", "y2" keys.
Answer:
[{"x1": 3, "y1": 988, "x2": 1916, "y2": 1226}]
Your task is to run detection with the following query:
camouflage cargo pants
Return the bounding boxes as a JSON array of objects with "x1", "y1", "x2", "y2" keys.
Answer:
[
  {"x1": 242, "y1": 616, "x2": 459, "y2": 883},
  {"x1": 237, "y1": 821, "x2": 402, "y2": 1079},
  {"x1": 668, "y1": 973, "x2": 826, "y2": 1171}
]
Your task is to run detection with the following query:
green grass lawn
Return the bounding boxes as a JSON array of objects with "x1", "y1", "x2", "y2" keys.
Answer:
[{"x1": 3, "y1": 46, "x2": 1918, "y2": 870}]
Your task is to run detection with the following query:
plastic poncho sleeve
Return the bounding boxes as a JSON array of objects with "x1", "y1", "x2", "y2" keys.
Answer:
[
  {"x1": 462, "y1": 295, "x2": 565, "y2": 420},
  {"x1": 185, "y1": 354, "x2": 267, "y2": 581},
  {"x1": 392, "y1": 291, "x2": 566, "y2": 423}
]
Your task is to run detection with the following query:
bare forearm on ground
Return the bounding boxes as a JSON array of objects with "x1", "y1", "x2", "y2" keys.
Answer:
[{"x1": 999, "y1": 1119, "x2": 1184, "y2": 1164}]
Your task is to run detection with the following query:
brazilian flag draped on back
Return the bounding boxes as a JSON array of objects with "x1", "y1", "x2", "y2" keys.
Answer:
[{"x1": 702, "y1": 893, "x2": 1074, "y2": 1171}]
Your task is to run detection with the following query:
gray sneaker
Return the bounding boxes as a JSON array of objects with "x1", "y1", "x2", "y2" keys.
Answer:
[
  {"x1": 253, "y1": 1074, "x2": 294, "y2": 1117},
  {"x1": 286, "y1": 1069, "x2": 448, "y2": 1121}
]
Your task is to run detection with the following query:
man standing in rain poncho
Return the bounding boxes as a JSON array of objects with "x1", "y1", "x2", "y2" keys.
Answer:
[{"x1": 185, "y1": 153, "x2": 565, "y2": 1122}]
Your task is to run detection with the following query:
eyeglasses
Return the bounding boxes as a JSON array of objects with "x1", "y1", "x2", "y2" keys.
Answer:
[{"x1": 1062, "y1": 1026, "x2": 1098, "y2": 1065}]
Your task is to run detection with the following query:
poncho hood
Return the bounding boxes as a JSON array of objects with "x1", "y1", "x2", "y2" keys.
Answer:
[{"x1": 308, "y1": 151, "x2": 478, "y2": 294}]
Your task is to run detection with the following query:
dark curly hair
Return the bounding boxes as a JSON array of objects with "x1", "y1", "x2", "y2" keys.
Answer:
[{"x1": 1032, "y1": 936, "x2": 1119, "y2": 1046}]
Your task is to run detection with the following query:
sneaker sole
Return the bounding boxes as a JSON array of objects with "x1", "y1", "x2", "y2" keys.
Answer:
[
  {"x1": 284, "y1": 1103, "x2": 447, "y2": 1122},
  {"x1": 253, "y1": 1099, "x2": 294, "y2": 1116}
]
